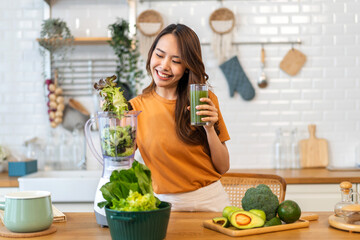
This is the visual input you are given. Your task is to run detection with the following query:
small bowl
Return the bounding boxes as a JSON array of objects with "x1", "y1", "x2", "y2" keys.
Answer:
[{"x1": 342, "y1": 204, "x2": 360, "y2": 225}]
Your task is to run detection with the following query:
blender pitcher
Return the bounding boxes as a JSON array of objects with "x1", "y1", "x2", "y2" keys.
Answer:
[{"x1": 84, "y1": 111, "x2": 141, "y2": 227}]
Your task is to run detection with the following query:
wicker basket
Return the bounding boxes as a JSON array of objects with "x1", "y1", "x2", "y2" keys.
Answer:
[
  {"x1": 136, "y1": 9, "x2": 163, "y2": 37},
  {"x1": 221, "y1": 173, "x2": 287, "y2": 208},
  {"x1": 209, "y1": 7, "x2": 235, "y2": 34}
]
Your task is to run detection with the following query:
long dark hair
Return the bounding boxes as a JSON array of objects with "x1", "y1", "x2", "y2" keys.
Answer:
[{"x1": 143, "y1": 24, "x2": 219, "y2": 155}]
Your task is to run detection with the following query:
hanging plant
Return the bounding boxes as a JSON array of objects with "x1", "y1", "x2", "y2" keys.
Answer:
[
  {"x1": 38, "y1": 18, "x2": 74, "y2": 53},
  {"x1": 108, "y1": 18, "x2": 144, "y2": 99},
  {"x1": 38, "y1": 18, "x2": 74, "y2": 79}
]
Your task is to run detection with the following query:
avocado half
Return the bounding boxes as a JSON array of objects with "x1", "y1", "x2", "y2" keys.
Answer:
[
  {"x1": 229, "y1": 210, "x2": 265, "y2": 229},
  {"x1": 212, "y1": 217, "x2": 230, "y2": 227}
]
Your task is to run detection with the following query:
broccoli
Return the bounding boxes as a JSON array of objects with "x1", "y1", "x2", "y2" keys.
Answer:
[{"x1": 241, "y1": 184, "x2": 279, "y2": 221}]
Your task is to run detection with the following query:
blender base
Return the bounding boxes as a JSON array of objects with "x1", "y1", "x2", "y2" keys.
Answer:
[{"x1": 95, "y1": 210, "x2": 108, "y2": 227}]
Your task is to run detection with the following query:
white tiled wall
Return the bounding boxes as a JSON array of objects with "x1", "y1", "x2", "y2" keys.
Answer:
[{"x1": 0, "y1": 0, "x2": 359, "y2": 169}]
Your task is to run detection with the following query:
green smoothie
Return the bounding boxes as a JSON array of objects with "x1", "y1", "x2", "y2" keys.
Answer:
[{"x1": 190, "y1": 86, "x2": 208, "y2": 126}]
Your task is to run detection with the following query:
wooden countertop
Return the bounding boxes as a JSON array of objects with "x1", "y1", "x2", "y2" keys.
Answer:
[
  {"x1": 1, "y1": 168, "x2": 360, "y2": 188},
  {"x1": 7, "y1": 212, "x2": 358, "y2": 240},
  {"x1": 228, "y1": 168, "x2": 360, "y2": 184},
  {"x1": 0, "y1": 172, "x2": 19, "y2": 187}
]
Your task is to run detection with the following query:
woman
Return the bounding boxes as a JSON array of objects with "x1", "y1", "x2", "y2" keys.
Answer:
[{"x1": 129, "y1": 24, "x2": 230, "y2": 211}]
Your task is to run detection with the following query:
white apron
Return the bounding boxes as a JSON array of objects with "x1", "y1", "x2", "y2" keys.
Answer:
[{"x1": 155, "y1": 180, "x2": 230, "y2": 212}]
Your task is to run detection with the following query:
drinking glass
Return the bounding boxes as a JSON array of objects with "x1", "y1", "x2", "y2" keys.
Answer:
[{"x1": 190, "y1": 84, "x2": 208, "y2": 126}]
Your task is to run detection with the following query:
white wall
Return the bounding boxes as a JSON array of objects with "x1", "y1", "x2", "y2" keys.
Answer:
[{"x1": 0, "y1": 0, "x2": 359, "y2": 169}]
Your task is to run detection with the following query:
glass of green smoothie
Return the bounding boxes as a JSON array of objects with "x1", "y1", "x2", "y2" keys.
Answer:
[{"x1": 190, "y1": 84, "x2": 208, "y2": 126}]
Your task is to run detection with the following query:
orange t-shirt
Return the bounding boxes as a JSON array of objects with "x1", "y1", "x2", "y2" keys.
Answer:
[{"x1": 129, "y1": 90, "x2": 230, "y2": 194}]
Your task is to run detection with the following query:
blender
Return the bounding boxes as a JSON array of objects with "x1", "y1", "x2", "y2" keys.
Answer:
[{"x1": 84, "y1": 111, "x2": 141, "y2": 227}]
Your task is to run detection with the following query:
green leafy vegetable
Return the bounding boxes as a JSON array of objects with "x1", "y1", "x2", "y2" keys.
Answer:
[
  {"x1": 101, "y1": 125, "x2": 135, "y2": 157},
  {"x1": 98, "y1": 161, "x2": 160, "y2": 211},
  {"x1": 94, "y1": 75, "x2": 128, "y2": 116},
  {"x1": 94, "y1": 75, "x2": 135, "y2": 158}
]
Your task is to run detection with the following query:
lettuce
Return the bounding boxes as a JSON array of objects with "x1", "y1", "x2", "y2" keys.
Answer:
[
  {"x1": 98, "y1": 161, "x2": 160, "y2": 211},
  {"x1": 94, "y1": 75, "x2": 129, "y2": 116}
]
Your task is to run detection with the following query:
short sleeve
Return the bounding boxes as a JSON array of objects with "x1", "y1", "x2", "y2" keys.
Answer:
[{"x1": 209, "y1": 91, "x2": 230, "y2": 143}]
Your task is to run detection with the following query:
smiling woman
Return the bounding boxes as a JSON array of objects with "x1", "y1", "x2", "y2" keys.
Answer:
[{"x1": 129, "y1": 24, "x2": 231, "y2": 212}]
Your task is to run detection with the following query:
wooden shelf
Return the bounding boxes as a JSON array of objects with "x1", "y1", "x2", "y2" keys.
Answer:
[
  {"x1": 73, "y1": 37, "x2": 111, "y2": 45},
  {"x1": 36, "y1": 37, "x2": 111, "y2": 45}
]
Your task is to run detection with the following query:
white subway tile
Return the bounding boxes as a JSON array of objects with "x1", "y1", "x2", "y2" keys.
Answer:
[
  {"x1": 324, "y1": 68, "x2": 346, "y2": 78},
  {"x1": 324, "y1": 90, "x2": 346, "y2": 100},
  {"x1": 280, "y1": 26, "x2": 299, "y2": 35},
  {"x1": 280, "y1": 5, "x2": 299, "y2": 13},
  {"x1": 324, "y1": 111, "x2": 346, "y2": 121},
  {"x1": 258, "y1": 5, "x2": 278, "y2": 14},
  {"x1": 291, "y1": 100, "x2": 312, "y2": 111},
  {"x1": 335, "y1": 100, "x2": 356, "y2": 110},
  {"x1": 280, "y1": 111, "x2": 301, "y2": 121},
  {"x1": 311, "y1": 36, "x2": 334, "y2": 45},
  {"x1": 270, "y1": 16, "x2": 289, "y2": 24},
  {"x1": 335, "y1": 13, "x2": 356, "y2": 24},
  {"x1": 300, "y1": 25, "x2": 322, "y2": 35},
  {"x1": 312, "y1": 15, "x2": 333, "y2": 24},
  {"x1": 302, "y1": 90, "x2": 323, "y2": 100},
  {"x1": 292, "y1": 15, "x2": 311, "y2": 24},
  {"x1": 346, "y1": 24, "x2": 360, "y2": 34},
  {"x1": 323, "y1": 46, "x2": 346, "y2": 57},
  {"x1": 347, "y1": 111, "x2": 360, "y2": 121},
  {"x1": 313, "y1": 100, "x2": 335, "y2": 111},
  {"x1": 259, "y1": 27, "x2": 278, "y2": 35},
  {"x1": 346, "y1": 67, "x2": 360, "y2": 77},
  {"x1": 291, "y1": 79, "x2": 313, "y2": 89},
  {"x1": 302, "y1": 111, "x2": 323, "y2": 121},
  {"x1": 302, "y1": 4, "x2": 322, "y2": 13},
  {"x1": 248, "y1": 16, "x2": 268, "y2": 25},
  {"x1": 346, "y1": 89, "x2": 360, "y2": 99}
]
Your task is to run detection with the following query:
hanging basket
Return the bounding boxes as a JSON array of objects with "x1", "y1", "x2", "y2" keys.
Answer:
[
  {"x1": 209, "y1": 7, "x2": 235, "y2": 35},
  {"x1": 136, "y1": 10, "x2": 163, "y2": 37}
]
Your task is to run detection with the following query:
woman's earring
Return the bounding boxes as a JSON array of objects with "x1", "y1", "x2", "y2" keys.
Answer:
[{"x1": 185, "y1": 69, "x2": 189, "y2": 74}]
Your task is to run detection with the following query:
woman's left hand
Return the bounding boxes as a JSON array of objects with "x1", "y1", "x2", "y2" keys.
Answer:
[{"x1": 196, "y1": 97, "x2": 218, "y2": 129}]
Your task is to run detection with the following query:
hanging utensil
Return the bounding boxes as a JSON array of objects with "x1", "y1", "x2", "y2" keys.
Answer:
[{"x1": 258, "y1": 46, "x2": 268, "y2": 88}]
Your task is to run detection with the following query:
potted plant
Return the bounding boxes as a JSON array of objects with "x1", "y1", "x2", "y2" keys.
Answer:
[
  {"x1": 38, "y1": 18, "x2": 74, "y2": 79},
  {"x1": 108, "y1": 18, "x2": 144, "y2": 99}
]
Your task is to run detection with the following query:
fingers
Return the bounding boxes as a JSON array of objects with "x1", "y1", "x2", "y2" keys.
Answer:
[{"x1": 195, "y1": 98, "x2": 218, "y2": 124}]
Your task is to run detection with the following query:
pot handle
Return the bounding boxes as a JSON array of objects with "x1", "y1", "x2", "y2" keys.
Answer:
[
  {"x1": 0, "y1": 202, "x2": 5, "y2": 210},
  {"x1": 110, "y1": 215, "x2": 135, "y2": 222},
  {"x1": 84, "y1": 117, "x2": 103, "y2": 165}
]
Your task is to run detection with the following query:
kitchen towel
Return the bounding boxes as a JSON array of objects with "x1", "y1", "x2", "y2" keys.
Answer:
[
  {"x1": 219, "y1": 56, "x2": 255, "y2": 101},
  {"x1": 0, "y1": 205, "x2": 66, "y2": 223}
]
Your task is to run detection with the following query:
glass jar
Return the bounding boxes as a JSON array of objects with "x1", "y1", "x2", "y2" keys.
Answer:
[{"x1": 334, "y1": 181, "x2": 355, "y2": 217}]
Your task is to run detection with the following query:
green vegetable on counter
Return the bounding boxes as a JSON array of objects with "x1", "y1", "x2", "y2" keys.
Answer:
[
  {"x1": 98, "y1": 161, "x2": 160, "y2": 211},
  {"x1": 241, "y1": 184, "x2": 279, "y2": 221}
]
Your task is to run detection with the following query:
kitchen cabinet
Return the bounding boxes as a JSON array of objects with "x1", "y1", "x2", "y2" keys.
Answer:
[{"x1": 285, "y1": 184, "x2": 356, "y2": 212}]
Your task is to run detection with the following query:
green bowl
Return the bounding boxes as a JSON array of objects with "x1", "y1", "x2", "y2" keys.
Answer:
[{"x1": 105, "y1": 201, "x2": 171, "y2": 240}]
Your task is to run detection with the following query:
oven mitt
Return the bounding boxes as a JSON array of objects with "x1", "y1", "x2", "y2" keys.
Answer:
[{"x1": 219, "y1": 56, "x2": 255, "y2": 101}]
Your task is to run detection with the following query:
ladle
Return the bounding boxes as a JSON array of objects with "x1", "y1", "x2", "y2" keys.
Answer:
[{"x1": 258, "y1": 46, "x2": 268, "y2": 88}]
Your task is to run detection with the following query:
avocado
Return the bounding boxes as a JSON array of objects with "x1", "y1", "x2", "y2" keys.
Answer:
[
  {"x1": 249, "y1": 209, "x2": 266, "y2": 221},
  {"x1": 212, "y1": 217, "x2": 230, "y2": 227},
  {"x1": 222, "y1": 206, "x2": 241, "y2": 219},
  {"x1": 229, "y1": 210, "x2": 265, "y2": 229},
  {"x1": 264, "y1": 217, "x2": 282, "y2": 227}
]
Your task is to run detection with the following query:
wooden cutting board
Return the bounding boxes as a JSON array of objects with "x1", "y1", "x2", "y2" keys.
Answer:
[
  {"x1": 203, "y1": 219, "x2": 309, "y2": 237},
  {"x1": 280, "y1": 48, "x2": 307, "y2": 76},
  {"x1": 328, "y1": 215, "x2": 360, "y2": 233},
  {"x1": 300, "y1": 124, "x2": 329, "y2": 168}
]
